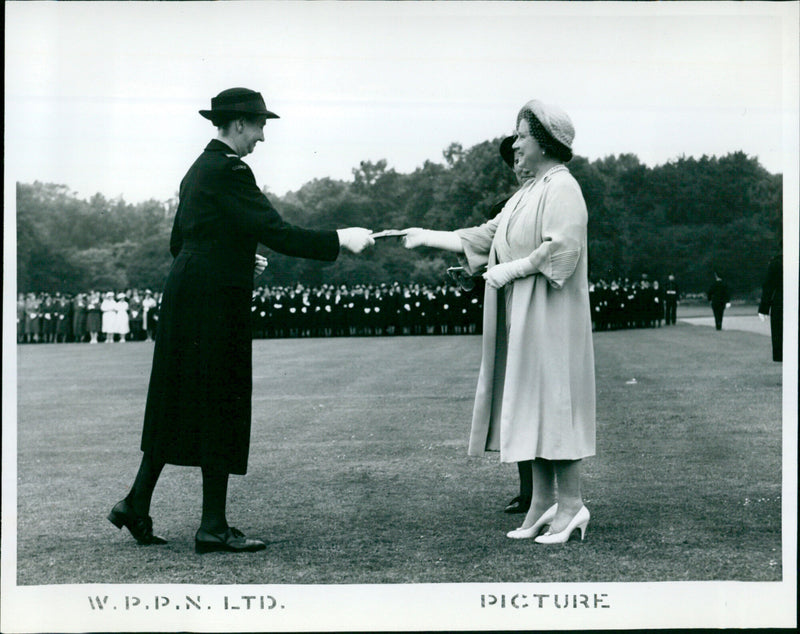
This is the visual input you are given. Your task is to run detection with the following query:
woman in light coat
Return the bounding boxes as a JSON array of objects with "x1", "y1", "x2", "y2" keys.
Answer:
[
  {"x1": 101, "y1": 292, "x2": 117, "y2": 342},
  {"x1": 114, "y1": 292, "x2": 130, "y2": 341},
  {"x1": 403, "y1": 99, "x2": 596, "y2": 544}
]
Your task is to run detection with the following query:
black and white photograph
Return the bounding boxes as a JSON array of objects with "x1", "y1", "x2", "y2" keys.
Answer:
[{"x1": 3, "y1": 1, "x2": 798, "y2": 632}]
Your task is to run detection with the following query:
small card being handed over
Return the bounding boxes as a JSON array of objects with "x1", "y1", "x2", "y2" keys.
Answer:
[{"x1": 370, "y1": 229, "x2": 409, "y2": 239}]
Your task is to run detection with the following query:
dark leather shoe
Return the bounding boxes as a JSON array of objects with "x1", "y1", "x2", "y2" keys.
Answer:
[
  {"x1": 108, "y1": 499, "x2": 167, "y2": 545},
  {"x1": 504, "y1": 495, "x2": 531, "y2": 514},
  {"x1": 195, "y1": 527, "x2": 266, "y2": 554}
]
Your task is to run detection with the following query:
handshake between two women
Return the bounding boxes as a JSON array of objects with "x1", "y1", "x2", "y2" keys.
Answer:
[
  {"x1": 288, "y1": 226, "x2": 531, "y2": 293},
  {"x1": 367, "y1": 227, "x2": 530, "y2": 290},
  {"x1": 335, "y1": 226, "x2": 460, "y2": 254},
  {"x1": 332, "y1": 227, "x2": 456, "y2": 255}
]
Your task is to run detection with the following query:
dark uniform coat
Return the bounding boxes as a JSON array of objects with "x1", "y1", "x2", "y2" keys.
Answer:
[
  {"x1": 663, "y1": 278, "x2": 679, "y2": 325},
  {"x1": 707, "y1": 278, "x2": 730, "y2": 331},
  {"x1": 141, "y1": 139, "x2": 340, "y2": 474},
  {"x1": 758, "y1": 253, "x2": 783, "y2": 362}
]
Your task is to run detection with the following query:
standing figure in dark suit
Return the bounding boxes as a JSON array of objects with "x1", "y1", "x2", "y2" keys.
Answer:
[
  {"x1": 141, "y1": 290, "x2": 157, "y2": 341},
  {"x1": 72, "y1": 292, "x2": 87, "y2": 343},
  {"x1": 758, "y1": 252, "x2": 782, "y2": 362},
  {"x1": 707, "y1": 272, "x2": 731, "y2": 331},
  {"x1": 41, "y1": 294, "x2": 56, "y2": 343},
  {"x1": 109, "y1": 88, "x2": 374, "y2": 554},
  {"x1": 55, "y1": 294, "x2": 73, "y2": 343},
  {"x1": 663, "y1": 274, "x2": 679, "y2": 325},
  {"x1": 650, "y1": 281, "x2": 663, "y2": 328},
  {"x1": 86, "y1": 291, "x2": 102, "y2": 343},
  {"x1": 128, "y1": 290, "x2": 144, "y2": 341}
]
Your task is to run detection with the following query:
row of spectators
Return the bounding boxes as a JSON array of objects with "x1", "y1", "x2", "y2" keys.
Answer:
[
  {"x1": 16, "y1": 283, "x2": 484, "y2": 343},
  {"x1": 17, "y1": 275, "x2": 681, "y2": 343},
  {"x1": 250, "y1": 283, "x2": 483, "y2": 338},
  {"x1": 590, "y1": 274, "x2": 680, "y2": 330},
  {"x1": 17, "y1": 289, "x2": 160, "y2": 343}
]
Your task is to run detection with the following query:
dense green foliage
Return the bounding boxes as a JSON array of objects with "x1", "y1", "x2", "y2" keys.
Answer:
[{"x1": 16, "y1": 142, "x2": 781, "y2": 296}]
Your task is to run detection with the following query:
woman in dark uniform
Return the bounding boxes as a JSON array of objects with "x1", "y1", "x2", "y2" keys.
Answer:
[
  {"x1": 86, "y1": 291, "x2": 102, "y2": 343},
  {"x1": 72, "y1": 292, "x2": 87, "y2": 343},
  {"x1": 109, "y1": 88, "x2": 373, "y2": 553}
]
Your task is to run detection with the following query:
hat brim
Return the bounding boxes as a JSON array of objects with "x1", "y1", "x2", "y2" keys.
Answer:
[{"x1": 199, "y1": 109, "x2": 280, "y2": 121}]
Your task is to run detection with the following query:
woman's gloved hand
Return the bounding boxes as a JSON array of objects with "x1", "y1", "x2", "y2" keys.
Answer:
[
  {"x1": 483, "y1": 258, "x2": 536, "y2": 289},
  {"x1": 401, "y1": 228, "x2": 429, "y2": 249},
  {"x1": 402, "y1": 228, "x2": 463, "y2": 252},
  {"x1": 254, "y1": 254, "x2": 268, "y2": 276},
  {"x1": 337, "y1": 228, "x2": 376, "y2": 254}
]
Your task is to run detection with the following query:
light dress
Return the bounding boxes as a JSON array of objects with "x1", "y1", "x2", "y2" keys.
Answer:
[
  {"x1": 114, "y1": 299, "x2": 130, "y2": 336},
  {"x1": 100, "y1": 297, "x2": 117, "y2": 335}
]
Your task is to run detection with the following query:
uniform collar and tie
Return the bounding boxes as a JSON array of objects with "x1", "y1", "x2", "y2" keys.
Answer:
[{"x1": 205, "y1": 138, "x2": 240, "y2": 158}]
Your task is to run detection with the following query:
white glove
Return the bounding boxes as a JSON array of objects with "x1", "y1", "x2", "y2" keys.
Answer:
[
  {"x1": 337, "y1": 228, "x2": 375, "y2": 254},
  {"x1": 254, "y1": 254, "x2": 268, "y2": 276},
  {"x1": 402, "y1": 228, "x2": 429, "y2": 249},
  {"x1": 402, "y1": 228, "x2": 463, "y2": 252},
  {"x1": 758, "y1": 313, "x2": 767, "y2": 322},
  {"x1": 483, "y1": 257, "x2": 536, "y2": 289}
]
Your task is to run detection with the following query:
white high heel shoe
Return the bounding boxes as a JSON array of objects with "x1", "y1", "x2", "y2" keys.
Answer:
[
  {"x1": 534, "y1": 506, "x2": 590, "y2": 544},
  {"x1": 506, "y1": 503, "x2": 558, "y2": 539}
]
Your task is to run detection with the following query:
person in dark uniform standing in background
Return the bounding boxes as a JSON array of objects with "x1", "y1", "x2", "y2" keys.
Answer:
[
  {"x1": 55, "y1": 293, "x2": 73, "y2": 343},
  {"x1": 86, "y1": 291, "x2": 102, "y2": 343},
  {"x1": 650, "y1": 280, "x2": 664, "y2": 327},
  {"x1": 108, "y1": 88, "x2": 374, "y2": 554},
  {"x1": 663, "y1": 273, "x2": 679, "y2": 326},
  {"x1": 758, "y1": 252, "x2": 782, "y2": 362},
  {"x1": 142, "y1": 290, "x2": 157, "y2": 341},
  {"x1": 41, "y1": 294, "x2": 56, "y2": 343},
  {"x1": 128, "y1": 289, "x2": 144, "y2": 341},
  {"x1": 707, "y1": 272, "x2": 731, "y2": 331},
  {"x1": 24, "y1": 292, "x2": 41, "y2": 343}
]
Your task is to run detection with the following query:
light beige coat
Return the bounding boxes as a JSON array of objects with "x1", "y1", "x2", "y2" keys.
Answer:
[{"x1": 456, "y1": 168, "x2": 595, "y2": 462}]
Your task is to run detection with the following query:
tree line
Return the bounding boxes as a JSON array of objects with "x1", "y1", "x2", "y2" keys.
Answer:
[{"x1": 16, "y1": 141, "x2": 781, "y2": 297}]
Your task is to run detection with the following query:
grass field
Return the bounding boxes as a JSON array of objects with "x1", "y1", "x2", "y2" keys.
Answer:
[{"x1": 14, "y1": 307, "x2": 783, "y2": 584}]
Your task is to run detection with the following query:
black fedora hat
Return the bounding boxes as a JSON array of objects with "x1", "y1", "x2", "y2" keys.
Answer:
[
  {"x1": 199, "y1": 87, "x2": 280, "y2": 122},
  {"x1": 500, "y1": 135, "x2": 516, "y2": 169}
]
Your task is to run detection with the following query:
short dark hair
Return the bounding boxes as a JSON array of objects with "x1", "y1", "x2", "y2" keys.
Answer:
[
  {"x1": 517, "y1": 107, "x2": 573, "y2": 163},
  {"x1": 213, "y1": 113, "x2": 266, "y2": 131}
]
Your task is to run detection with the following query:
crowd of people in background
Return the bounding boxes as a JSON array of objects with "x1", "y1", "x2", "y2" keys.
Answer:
[
  {"x1": 18, "y1": 273, "x2": 683, "y2": 344},
  {"x1": 589, "y1": 273, "x2": 680, "y2": 331},
  {"x1": 17, "y1": 289, "x2": 160, "y2": 343},
  {"x1": 249, "y1": 282, "x2": 483, "y2": 338}
]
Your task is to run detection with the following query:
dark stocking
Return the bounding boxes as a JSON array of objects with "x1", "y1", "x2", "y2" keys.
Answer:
[
  {"x1": 518, "y1": 460, "x2": 533, "y2": 499},
  {"x1": 200, "y1": 466, "x2": 229, "y2": 533},
  {"x1": 126, "y1": 452, "x2": 165, "y2": 517}
]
